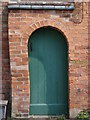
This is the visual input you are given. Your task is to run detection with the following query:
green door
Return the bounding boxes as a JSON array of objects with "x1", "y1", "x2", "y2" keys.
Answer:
[{"x1": 28, "y1": 27, "x2": 68, "y2": 115}]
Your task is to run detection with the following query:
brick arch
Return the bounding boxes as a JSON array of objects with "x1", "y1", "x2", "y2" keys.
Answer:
[
  {"x1": 21, "y1": 19, "x2": 72, "y2": 116},
  {"x1": 22, "y1": 19, "x2": 72, "y2": 47}
]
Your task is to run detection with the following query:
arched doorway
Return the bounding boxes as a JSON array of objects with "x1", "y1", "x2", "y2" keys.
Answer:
[{"x1": 28, "y1": 26, "x2": 68, "y2": 115}]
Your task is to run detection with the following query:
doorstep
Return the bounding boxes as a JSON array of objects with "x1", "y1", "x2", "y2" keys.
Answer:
[{"x1": 13, "y1": 116, "x2": 71, "y2": 120}]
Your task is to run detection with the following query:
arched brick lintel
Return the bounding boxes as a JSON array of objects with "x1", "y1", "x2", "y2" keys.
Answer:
[
  {"x1": 22, "y1": 19, "x2": 72, "y2": 48},
  {"x1": 21, "y1": 19, "x2": 72, "y2": 115}
]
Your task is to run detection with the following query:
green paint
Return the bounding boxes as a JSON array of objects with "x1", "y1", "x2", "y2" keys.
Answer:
[{"x1": 28, "y1": 27, "x2": 68, "y2": 115}]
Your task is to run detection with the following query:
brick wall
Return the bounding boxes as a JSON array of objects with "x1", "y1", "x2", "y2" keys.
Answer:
[
  {"x1": 0, "y1": 1, "x2": 2, "y2": 100},
  {"x1": 8, "y1": 2, "x2": 89, "y2": 118},
  {"x1": 88, "y1": 1, "x2": 90, "y2": 110},
  {"x1": 1, "y1": 1, "x2": 89, "y2": 118},
  {"x1": 2, "y1": 2, "x2": 11, "y2": 117}
]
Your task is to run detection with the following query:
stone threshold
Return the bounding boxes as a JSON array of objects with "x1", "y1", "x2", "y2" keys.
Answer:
[{"x1": 12, "y1": 116, "x2": 71, "y2": 120}]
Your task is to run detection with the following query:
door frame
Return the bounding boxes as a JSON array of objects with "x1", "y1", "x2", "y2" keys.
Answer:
[{"x1": 28, "y1": 26, "x2": 69, "y2": 117}]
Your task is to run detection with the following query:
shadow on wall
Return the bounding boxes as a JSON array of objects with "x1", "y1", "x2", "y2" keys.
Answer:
[{"x1": 2, "y1": 3, "x2": 11, "y2": 118}]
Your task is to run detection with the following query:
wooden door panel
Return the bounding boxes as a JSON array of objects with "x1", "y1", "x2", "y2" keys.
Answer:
[{"x1": 28, "y1": 27, "x2": 68, "y2": 115}]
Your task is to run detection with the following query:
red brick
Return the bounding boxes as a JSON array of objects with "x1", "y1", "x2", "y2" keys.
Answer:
[{"x1": 1, "y1": 1, "x2": 88, "y2": 118}]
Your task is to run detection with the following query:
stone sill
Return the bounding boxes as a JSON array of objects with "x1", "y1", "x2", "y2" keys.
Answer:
[
  {"x1": 13, "y1": 116, "x2": 70, "y2": 120},
  {"x1": 0, "y1": 100, "x2": 8, "y2": 106}
]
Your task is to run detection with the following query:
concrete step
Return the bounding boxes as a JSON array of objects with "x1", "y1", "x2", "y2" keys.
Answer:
[
  {"x1": 13, "y1": 116, "x2": 70, "y2": 120},
  {"x1": 14, "y1": 118, "x2": 57, "y2": 120}
]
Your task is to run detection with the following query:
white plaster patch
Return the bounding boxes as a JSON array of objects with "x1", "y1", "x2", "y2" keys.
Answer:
[
  {"x1": 14, "y1": 30, "x2": 22, "y2": 35},
  {"x1": 11, "y1": 65, "x2": 28, "y2": 70},
  {"x1": 50, "y1": 14, "x2": 59, "y2": 18},
  {"x1": 63, "y1": 18, "x2": 69, "y2": 22},
  {"x1": 70, "y1": 108, "x2": 82, "y2": 118},
  {"x1": 11, "y1": 62, "x2": 16, "y2": 66}
]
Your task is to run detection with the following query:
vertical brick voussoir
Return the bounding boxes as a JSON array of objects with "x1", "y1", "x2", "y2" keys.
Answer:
[
  {"x1": 36, "y1": 22, "x2": 41, "y2": 28},
  {"x1": 31, "y1": 23, "x2": 38, "y2": 30},
  {"x1": 40, "y1": 20, "x2": 44, "y2": 27},
  {"x1": 44, "y1": 20, "x2": 48, "y2": 26}
]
